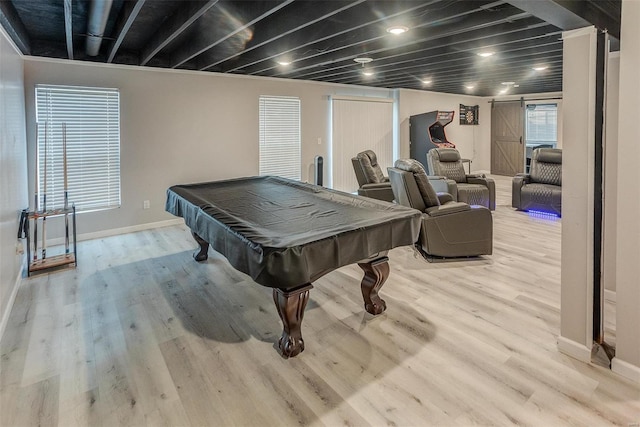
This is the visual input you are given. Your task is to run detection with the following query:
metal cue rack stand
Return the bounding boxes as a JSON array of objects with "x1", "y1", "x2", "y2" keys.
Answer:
[
  {"x1": 20, "y1": 121, "x2": 78, "y2": 277},
  {"x1": 22, "y1": 206, "x2": 77, "y2": 276}
]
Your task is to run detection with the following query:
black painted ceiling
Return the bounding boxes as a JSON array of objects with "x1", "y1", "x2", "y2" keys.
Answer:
[{"x1": 0, "y1": 0, "x2": 621, "y2": 96}]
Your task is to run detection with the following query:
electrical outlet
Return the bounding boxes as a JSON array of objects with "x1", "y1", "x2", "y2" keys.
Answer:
[{"x1": 143, "y1": 200, "x2": 150, "y2": 209}]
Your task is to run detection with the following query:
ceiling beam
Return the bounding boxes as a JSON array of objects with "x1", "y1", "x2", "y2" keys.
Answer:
[
  {"x1": 107, "y1": 0, "x2": 146, "y2": 63},
  {"x1": 170, "y1": 0, "x2": 296, "y2": 69},
  {"x1": 139, "y1": 0, "x2": 219, "y2": 66},
  {"x1": 256, "y1": 0, "x2": 506, "y2": 77},
  {"x1": 273, "y1": 7, "x2": 532, "y2": 80},
  {"x1": 289, "y1": 22, "x2": 557, "y2": 81},
  {"x1": 64, "y1": 0, "x2": 73, "y2": 59},
  {"x1": 222, "y1": 0, "x2": 442, "y2": 74},
  {"x1": 556, "y1": 0, "x2": 620, "y2": 39},
  {"x1": 504, "y1": 0, "x2": 620, "y2": 39},
  {"x1": 186, "y1": 0, "x2": 367, "y2": 71},
  {"x1": 0, "y1": 0, "x2": 30, "y2": 54}
]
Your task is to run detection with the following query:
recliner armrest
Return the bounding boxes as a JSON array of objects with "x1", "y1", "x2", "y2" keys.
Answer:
[
  {"x1": 465, "y1": 173, "x2": 485, "y2": 179},
  {"x1": 467, "y1": 176, "x2": 496, "y2": 210},
  {"x1": 361, "y1": 183, "x2": 392, "y2": 190},
  {"x1": 425, "y1": 202, "x2": 471, "y2": 217},
  {"x1": 428, "y1": 176, "x2": 458, "y2": 200},
  {"x1": 358, "y1": 183, "x2": 395, "y2": 203},
  {"x1": 513, "y1": 173, "x2": 530, "y2": 183},
  {"x1": 436, "y1": 192, "x2": 454, "y2": 204},
  {"x1": 511, "y1": 174, "x2": 530, "y2": 209}
]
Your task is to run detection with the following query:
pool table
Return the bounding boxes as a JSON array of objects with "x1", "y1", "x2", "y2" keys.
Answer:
[{"x1": 166, "y1": 176, "x2": 421, "y2": 358}]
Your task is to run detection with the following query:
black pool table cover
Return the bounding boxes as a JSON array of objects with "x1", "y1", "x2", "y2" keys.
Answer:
[{"x1": 166, "y1": 176, "x2": 422, "y2": 290}]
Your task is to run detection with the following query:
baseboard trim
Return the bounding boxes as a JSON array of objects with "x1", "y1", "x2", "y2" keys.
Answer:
[
  {"x1": 557, "y1": 336, "x2": 592, "y2": 363},
  {"x1": 611, "y1": 357, "x2": 640, "y2": 384},
  {"x1": 604, "y1": 289, "x2": 616, "y2": 303},
  {"x1": 46, "y1": 218, "x2": 184, "y2": 246},
  {"x1": 0, "y1": 260, "x2": 24, "y2": 342}
]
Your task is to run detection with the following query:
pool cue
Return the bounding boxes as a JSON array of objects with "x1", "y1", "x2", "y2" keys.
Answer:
[
  {"x1": 63, "y1": 123, "x2": 69, "y2": 255},
  {"x1": 41, "y1": 121, "x2": 48, "y2": 260},
  {"x1": 33, "y1": 124, "x2": 39, "y2": 262}
]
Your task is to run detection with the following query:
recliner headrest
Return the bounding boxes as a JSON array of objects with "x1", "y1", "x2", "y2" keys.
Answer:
[
  {"x1": 356, "y1": 149, "x2": 385, "y2": 184},
  {"x1": 533, "y1": 148, "x2": 562, "y2": 164},
  {"x1": 357, "y1": 150, "x2": 378, "y2": 166},
  {"x1": 432, "y1": 148, "x2": 460, "y2": 162}
]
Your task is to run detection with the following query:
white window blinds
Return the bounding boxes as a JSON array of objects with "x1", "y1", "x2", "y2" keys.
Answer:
[
  {"x1": 259, "y1": 96, "x2": 301, "y2": 180},
  {"x1": 35, "y1": 85, "x2": 121, "y2": 212},
  {"x1": 526, "y1": 103, "x2": 558, "y2": 145}
]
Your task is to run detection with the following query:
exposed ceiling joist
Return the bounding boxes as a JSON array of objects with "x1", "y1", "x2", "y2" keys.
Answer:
[
  {"x1": 0, "y1": 0, "x2": 30, "y2": 54},
  {"x1": 63, "y1": 0, "x2": 72, "y2": 59},
  {"x1": 215, "y1": 0, "x2": 370, "y2": 73},
  {"x1": 230, "y1": 0, "x2": 452, "y2": 75},
  {"x1": 139, "y1": 0, "x2": 219, "y2": 66},
  {"x1": 107, "y1": 0, "x2": 146, "y2": 63},
  {"x1": 273, "y1": 7, "x2": 531, "y2": 80},
  {"x1": 170, "y1": 0, "x2": 295, "y2": 69}
]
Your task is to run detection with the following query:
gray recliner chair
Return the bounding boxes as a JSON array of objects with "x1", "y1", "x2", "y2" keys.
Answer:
[
  {"x1": 427, "y1": 148, "x2": 496, "y2": 210},
  {"x1": 512, "y1": 148, "x2": 562, "y2": 216},
  {"x1": 351, "y1": 150, "x2": 395, "y2": 202},
  {"x1": 388, "y1": 159, "x2": 493, "y2": 259},
  {"x1": 352, "y1": 150, "x2": 453, "y2": 202}
]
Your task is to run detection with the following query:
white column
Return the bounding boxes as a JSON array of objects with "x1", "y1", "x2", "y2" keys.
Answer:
[
  {"x1": 602, "y1": 52, "x2": 619, "y2": 302},
  {"x1": 612, "y1": 0, "x2": 640, "y2": 383},
  {"x1": 558, "y1": 26, "x2": 598, "y2": 361}
]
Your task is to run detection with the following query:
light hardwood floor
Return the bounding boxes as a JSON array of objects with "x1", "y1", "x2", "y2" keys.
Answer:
[{"x1": 1, "y1": 175, "x2": 639, "y2": 426}]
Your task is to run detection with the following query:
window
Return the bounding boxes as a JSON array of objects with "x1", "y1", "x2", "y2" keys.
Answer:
[
  {"x1": 525, "y1": 103, "x2": 558, "y2": 146},
  {"x1": 35, "y1": 85, "x2": 121, "y2": 212},
  {"x1": 259, "y1": 96, "x2": 301, "y2": 180}
]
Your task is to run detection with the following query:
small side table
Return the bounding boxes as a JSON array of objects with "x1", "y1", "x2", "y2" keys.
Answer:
[{"x1": 461, "y1": 158, "x2": 472, "y2": 174}]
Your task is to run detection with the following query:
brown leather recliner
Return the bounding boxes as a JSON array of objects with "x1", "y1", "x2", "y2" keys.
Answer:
[
  {"x1": 512, "y1": 148, "x2": 562, "y2": 216},
  {"x1": 351, "y1": 150, "x2": 395, "y2": 202},
  {"x1": 352, "y1": 150, "x2": 453, "y2": 202},
  {"x1": 388, "y1": 159, "x2": 493, "y2": 259},
  {"x1": 427, "y1": 148, "x2": 496, "y2": 210}
]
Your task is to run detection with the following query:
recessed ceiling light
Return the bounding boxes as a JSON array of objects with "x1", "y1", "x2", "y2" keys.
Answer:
[
  {"x1": 362, "y1": 70, "x2": 375, "y2": 76},
  {"x1": 533, "y1": 66, "x2": 548, "y2": 71},
  {"x1": 353, "y1": 57, "x2": 373, "y2": 65},
  {"x1": 514, "y1": 84, "x2": 520, "y2": 88},
  {"x1": 477, "y1": 51, "x2": 495, "y2": 57},
  {"x1": 499, "y1": 88, "x2": 508, "y2": 95},
  {"x1": 502, "y1": 81, "x2": 515, "y2": 85},
  {"x1": 465, "y1": 85, "x2": 475, "y2": 90},
  {"x1": 387, "y1": 26, "x2": 409, "y2": 35},
  {"x1": 276, "y1": 60, "x2": 291, "y2": 66},
  {"x1": 422, "y1": 79, "x2": 432, "y2": 85}
]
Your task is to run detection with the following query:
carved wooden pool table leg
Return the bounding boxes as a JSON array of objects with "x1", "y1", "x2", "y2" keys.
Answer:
[
  {"x1": 358, "y1": 256, "x2": 390, "y2": 315},
  {"x1": 192, "y1": 232, "x2": 209, "y2": 261},
  {"x1": 273, "y1": 284, "x2": 313, "y2": 358}
]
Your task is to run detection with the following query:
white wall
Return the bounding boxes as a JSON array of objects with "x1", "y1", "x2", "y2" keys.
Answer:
[
  {"x1": 398, "y1": 89, "x2": 490, "y2": 172},
  {"x1": 612, "y1": 0, "x2": 640, "y2": 382},
  {"x1": 0, "y1": 28, "x2": 28, "y2": 336},
  {"x1": 558, "y1": 27, "x2": 598, "y2": 362},
  {"x1": 23, "y1": 58, "x2": 395, "y2": 238}
]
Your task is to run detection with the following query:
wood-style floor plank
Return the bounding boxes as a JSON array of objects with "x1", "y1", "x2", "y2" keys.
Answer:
[{"x1": 1, "y1": 175, "x2": 639, "y2": 426}]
